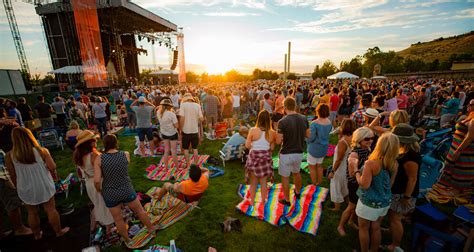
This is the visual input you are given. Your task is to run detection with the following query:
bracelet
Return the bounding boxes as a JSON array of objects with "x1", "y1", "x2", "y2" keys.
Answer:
[
  {"x1": 403, "y1": 195, "x2": 411, "y2": 199},
  {"x1": 354, "y1": 170, "x2": 361, "y2": 176}
]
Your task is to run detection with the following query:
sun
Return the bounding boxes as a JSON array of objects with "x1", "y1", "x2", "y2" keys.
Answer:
[{"x1": 191, "y1": 36, "x2": 246, "y2": 74}]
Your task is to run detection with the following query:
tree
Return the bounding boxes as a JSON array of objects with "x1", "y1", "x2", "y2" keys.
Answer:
[
  {"x1": 312, "y1": 65, "x2": 320, "y2": 79},
  {"x1": 186, "y1": 71, "x2": 199, "y2": 83},
  {"x1": 340, "y1": 56, "x2": 363, "y2": 77},
  {"x1": 139, "y1": 69, "x2": 153, "y2": 82},
  {"x1": 40, "y1": 74, "x2": 55, "y2": 86},
  {"x1": 287, "y1": 73, "x2": 297, "y2": 80},
  {"x1": 319, "y1": 60, "x2": 337, "y2": 78},
  {"x1": 201, "y1": 72, "x2": 209, "y2": 83}
]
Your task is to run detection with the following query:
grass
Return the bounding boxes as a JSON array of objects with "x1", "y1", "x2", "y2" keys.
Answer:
[{"x1": 50, "y1": 133, "x2": 411, "y2": 251}]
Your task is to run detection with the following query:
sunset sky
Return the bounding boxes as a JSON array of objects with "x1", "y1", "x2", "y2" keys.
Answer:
[{"x1": 0, "y1": 0, "x2": 473, "y2": 76}]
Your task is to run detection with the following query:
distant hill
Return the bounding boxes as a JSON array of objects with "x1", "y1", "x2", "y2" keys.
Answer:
[{"x1": 397, "y1": 31, "x2": 474, "y2": 62}]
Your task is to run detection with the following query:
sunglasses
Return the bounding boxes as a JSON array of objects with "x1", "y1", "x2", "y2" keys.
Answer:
[{"x1": 363, "y1": 137, "x2": 374, "y2": 141}]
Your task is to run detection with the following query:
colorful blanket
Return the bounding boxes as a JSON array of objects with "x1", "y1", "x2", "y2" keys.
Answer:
[
  {"x1": 272, "y1": 154, "x2": 309, "y2": 173},
  {"x1": 133, "y1": 136, "x2": 182, "y2": 157},
  {"x1": 236, "y1": 183, "x2": 328, "y2": 236},
  {"x1": 145, "y1": 155, "x2": 209, "y2": 181}
]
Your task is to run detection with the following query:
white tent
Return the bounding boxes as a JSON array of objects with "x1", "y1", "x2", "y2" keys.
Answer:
[
  {"x1": 371, "y1": 75, "x2": 387, "y2": 79},
  {"x1": 150, "y1": 69, "x2": 178, "y2": 75},
  {"x1": 48, "y1": 65, "x2": 106, "y2": 75},
  {"x1": 327, "y1": 71, "x2": 359, "y2": 79}
]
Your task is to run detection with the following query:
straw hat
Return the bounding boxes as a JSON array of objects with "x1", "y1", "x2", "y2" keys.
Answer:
[
  {"x1": 392, "y1": 123, "x2": 419, "y2": 144},
  {"x1": 75, "y1": 130, "x2": 99, "y2": 148},
  {"x1": 363, "y1": 108, "x2": 380, "y2": 118},
  {"x1": 160, "y1": 98, "x2": 173, "y2": 107}
]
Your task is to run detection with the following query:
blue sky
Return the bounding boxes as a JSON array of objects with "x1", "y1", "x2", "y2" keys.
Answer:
[{"x1": 0, "y1": 0, "x2": 473, "y2": 75}]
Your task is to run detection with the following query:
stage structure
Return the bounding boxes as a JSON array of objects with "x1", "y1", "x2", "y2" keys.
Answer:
[{"x1": 35, "y1": 0, "x2": 179, "y2": 88}]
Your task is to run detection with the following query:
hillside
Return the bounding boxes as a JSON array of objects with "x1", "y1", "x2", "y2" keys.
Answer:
[{"x1": 397, "y1": 31, "x2": 474, "y2": 62}]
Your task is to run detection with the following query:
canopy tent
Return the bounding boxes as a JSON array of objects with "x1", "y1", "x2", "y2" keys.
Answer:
[
  {"x1": 48, "y1": 65, "x2": 107, "y2": 75},
  {"x1": 150, "y1": 69, "x2": 178, "y2": 75},
  {"x1": 327, "y1": 71, "x2": 359, "y2": 79},
  {"x1": 371, "y1": 75, "x2": 388, "y2": 79}
]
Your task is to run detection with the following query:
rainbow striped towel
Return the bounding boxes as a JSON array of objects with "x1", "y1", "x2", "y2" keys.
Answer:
[
  {"x1": 145, "y1": 155, "x2": 209, "y2": 181},
  {"x1": 236, "y1": 183, "x2": 328, "y2": 235}
]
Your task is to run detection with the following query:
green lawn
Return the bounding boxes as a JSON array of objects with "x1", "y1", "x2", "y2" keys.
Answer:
[{"x1": 50, "y1": 133, "x2": 397, "y2": 251}]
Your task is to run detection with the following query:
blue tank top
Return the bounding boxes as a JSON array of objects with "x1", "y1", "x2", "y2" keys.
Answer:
[{"x1": 357, "y1": 166, "x2": 391, "y2": 208}]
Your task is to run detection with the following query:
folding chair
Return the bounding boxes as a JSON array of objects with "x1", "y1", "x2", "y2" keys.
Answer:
[
  {"x1": 219, "y1": 144, "x2": 245, "y2": 168},
  {"x1": 418, "y1": 154, "x2": 444, "y2": 198},
  {"x1": 38, "y1": 128, "x2": 64, "y2": 150}
]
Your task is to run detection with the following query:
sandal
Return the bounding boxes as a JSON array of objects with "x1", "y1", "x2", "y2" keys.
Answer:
[{"x1": 278, "y1": 199, "x2": 291, "y2": 206}]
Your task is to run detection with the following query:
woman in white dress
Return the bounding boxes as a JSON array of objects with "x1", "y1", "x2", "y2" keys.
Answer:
[
  {"x1": 5, "y1": 127, "x2": 69, "y2": 240},
  {"x1": 73, "y1": 130, "x2": 114, "y2": 232},
  {"x1": 329, "y1": 119, "x2": 356, "y2": 211}
]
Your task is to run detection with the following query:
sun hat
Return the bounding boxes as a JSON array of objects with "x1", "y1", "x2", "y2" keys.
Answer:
[
  {"x1": 182, "y1": 93, "x2": 194, "y2": 102},
  {"x1": 363, "y1": 108, "x2": 380, "y2": 118},
  {"x1": 138, "y1": 96, "x2": 146, "y2": 103},
  {"x1": 392, "y1": 123, "x2": 419, "y2": 144},
  {"x1": 75, "y1": 130, "x2": 99, "y2": 148},
  {"x1": 160, "y1": 98, "x2": 173, "y2": 107}
]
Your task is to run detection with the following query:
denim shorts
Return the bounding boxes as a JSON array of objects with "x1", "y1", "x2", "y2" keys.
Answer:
[
  {"x1": 104, "y1": 192, "x2": 137, "y2": 208},
  {"x1": 137, "y1": 127, "x2": 153, "y2": 141}
]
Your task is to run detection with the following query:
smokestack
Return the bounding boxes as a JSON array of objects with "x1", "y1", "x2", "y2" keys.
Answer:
[
  {"x1": 284, "y1": 54, "x2": 287, "y2": 80},
  {"x1": 287, "y1": 41, "x2": 291, "y2": 74}
]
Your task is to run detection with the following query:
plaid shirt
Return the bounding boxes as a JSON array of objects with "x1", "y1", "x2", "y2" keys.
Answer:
[
  {"x1": 351, "y1": 108, "x2": 366, "y2": 128},
  {"x1": 245, "y1": 150, "x2": 273, "y2": 181},
  {"x1": 204, "y1": 95, "x2": 220, "y2": 115}
]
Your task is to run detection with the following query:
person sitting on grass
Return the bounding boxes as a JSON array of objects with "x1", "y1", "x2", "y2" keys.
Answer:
[
  {"x1": 221, "y1": 126, "x2": 248, "y2": 154},
  {"x1": 152, "y1": 164, "x2": 209, "y2": 203}
]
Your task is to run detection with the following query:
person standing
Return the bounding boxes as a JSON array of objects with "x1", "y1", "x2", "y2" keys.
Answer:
[
  {"x1": 232, "y1": 90, "x2": 241, "y2": 119},
  {"x1": 91, "y1": 97, "x2": 108, "y2": 138},
  {"x1": 131, "y1": 96, "x2": 156, "y2": 156},
  {"x1": 204, "y1": 90, "x2": 220, "y2": 139},
  {"x1": 354, "y1": 133, "x2": 399, "y2": 252},
  {"x1": 272, "y1": 89, "x2": 285, "y2": 130},
  {"x1": 73, "y1": 131, "x2": 114, "y2": 232},
  {"x1": 17, "y1": 97, "x2": 33, "y2": 129},
  {"x1": 275, "y1": 97, "x2": 309, "y2": 206},
  {"x1": 245, "y1": 110, "x2": 276, "y2": 205},
  {"x1": 329, "y1": 88, "x2": 340, "y2": 128},
  {"x1": 351, "y1": 93, "x2": 373, "y2": 128},
  {"x1": 307, "y1": 104, "x2": 333, "y2": 186},
  {"x1": 93, "y1": 135, "x2": 155, "y2": 243},
  {"x1": 156, "y1": 98, "x2": 179, "y2": 168},
  {"x1": 5, "y1": 127, "x2": 69, "y2": 240},
  {"x1": 51, "y1": 97, "x2": 67, "y2": 129},
  {"x1": 34, "y1": 95, "x2": 54, "y2": 129},
  {"x1": 178, "y1": 94, "x2": 204, "y2": 167}
]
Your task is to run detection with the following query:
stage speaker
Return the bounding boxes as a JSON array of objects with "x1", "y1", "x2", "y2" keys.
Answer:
[{"x1": 170, "y1": 50, "x2": 178, "y2": 70}]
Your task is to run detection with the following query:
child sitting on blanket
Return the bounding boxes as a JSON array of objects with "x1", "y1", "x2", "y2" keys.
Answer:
[
  {"x1": 221, "y1": 126, "x2": 248, "y2": 154},
  {"x1": 152, "y1": 164, "x2": 209, "y2": 203}
]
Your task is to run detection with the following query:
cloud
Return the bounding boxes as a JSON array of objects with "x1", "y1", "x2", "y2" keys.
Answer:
[
  {"x1": 453, "y1": 8, "x2": 474, "y2": 19},
  {"x1": 399, "y1": 0, "x2": 458, "y2": 9},
  {"x1": 203, "y1": 12, "x2": 260, "y2": 16},
  {"x1": 132, "y1": 0, "x2": 266, "y2": 9},
  {"x1": 274, "y1": 0, "x2": 388, "y2": 11}
]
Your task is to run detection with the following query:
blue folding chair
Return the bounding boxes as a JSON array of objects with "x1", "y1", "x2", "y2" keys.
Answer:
[{"x1": 418, "y1": 155, "x2": 444, "y2": 198}]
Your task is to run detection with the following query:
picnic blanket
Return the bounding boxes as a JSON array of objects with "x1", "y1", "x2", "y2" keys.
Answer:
[
  {"x1": 145, "y1": 155, "x2": 209, "y2": 181},
  {"x1": 134, "y1": 244, "x2": 182, "y2": 252},
  {"x1": 236, "y1": 183, "x2": 328, "y2": 236},
  {"x1": 134, "y1": 136, "x2": 182, "y2": 157},
  {"x1": 117, "y1": 127, "x2": 137, "y2": 136},
  {"x1": 127, "y1": 189, "x2": 194, "y2": 249}
]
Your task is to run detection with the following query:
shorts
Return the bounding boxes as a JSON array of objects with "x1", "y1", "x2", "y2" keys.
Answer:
[
  {"x1": 233, "y1": 107, "x2": 240, "y2": 115},
  {"x1": 356, "y1": 199, "x2": 389, "y2": 221},
  {"x1": 271, "y1": 113, "x2": 284, "y2": 122},
  {"x1": 104, "y1": 192, "x2": 137, "y2": 208},
  {"x1": 206, "y1": 114, "x2": 217, "y2": 125},
  {"x1": 137, "y1": 127, "x2": 153, "y2": 141},
  {"x1": 329, "y1": 111, "x2": 337, "y2": 121},
  {"x1": 161, "y1": 133, "x2": 178, "y2": 141},
  {"x1": 0, "y1": 179, "x2": 23, "y2": 212},
  {"x1": 389, "y1": 194, "x2": 416, "y2": 215},
  {"x1": 127, "y1": 112, "x2": 136, "y2": 125},
  {"x1": 278, "y1": 153, "x2": 303, "y2": 177},
  {"x1": 182, "y1": 133, "x2": 199, "y2": 149},
  {"x1": 307, "y1": 153, "x2": 324, "y2": 165},
  {"x1": 348, "y1": 180, "x2": 359, "y2": 204}
]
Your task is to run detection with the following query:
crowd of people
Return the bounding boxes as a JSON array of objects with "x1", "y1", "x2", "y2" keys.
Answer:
[{"x1": 0, "y1": 77, "x2": 473, "y2": 251}]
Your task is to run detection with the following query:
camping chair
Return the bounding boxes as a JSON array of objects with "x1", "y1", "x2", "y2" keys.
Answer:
[
  {"x1": 430, "y1": 137, "x2": 452, "y2": 163},
  {"x1": 418, "y1": 154, "x2": 444, "y2": 198},
  {"x1": 420, "y1": 128, "x2": 452, "y2": 156},
  {"x1": 38, "y1": 128, "x2": 64, "y2": 150},
  {"x1": 219, "y1": 144, "x2": 245, "y2": 167}
]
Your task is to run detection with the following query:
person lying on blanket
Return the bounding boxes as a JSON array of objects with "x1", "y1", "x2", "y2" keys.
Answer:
[
  {"x1": 152, "y1": 164, "x2": 209, "y2": 203},
  {"x1": 221, "y1": 126, "x2": 248, "y2": 153}
]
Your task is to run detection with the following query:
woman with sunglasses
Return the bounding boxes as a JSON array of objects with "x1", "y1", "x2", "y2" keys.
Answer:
[{"x1": 337, "y1": 127, "x2": 374, "y2": 236}]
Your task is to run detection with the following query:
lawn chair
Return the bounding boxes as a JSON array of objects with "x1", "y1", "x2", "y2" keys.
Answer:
[
  {"x1": 420, "y1": 128, "x2": 452, "y2": 156},
  {"x1": 38, "y1": 128, "x2": 64, "y2": 150},
  {"x1": 219, "y1": 144, "x2": 245, "y2": 168},
  {"x1": 418, "y1": 154, "x2": 444, "y2": 198}
]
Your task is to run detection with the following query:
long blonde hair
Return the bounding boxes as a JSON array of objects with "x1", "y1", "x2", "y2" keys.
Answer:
[
  {"x1": 351, "y1": 127, "x2": 373, "y2": 148},
  {"x1": 369, "y1": 132, "x2": 400, "y2": 171},
  {"x1": 11, "y1": 127, "x2": 44, "y2": 164},
  {"x1": 389, "y1": 110, "x2": 409, "y2": 128}
]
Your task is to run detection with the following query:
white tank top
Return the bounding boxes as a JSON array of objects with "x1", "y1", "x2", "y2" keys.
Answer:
[{"x1": 251, "y1": 130, "x2": 270, "y2": 151}]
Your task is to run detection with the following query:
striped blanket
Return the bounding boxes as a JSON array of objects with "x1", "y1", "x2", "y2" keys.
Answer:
[
  {"x1": 236, "y1": 183, "x2": 328, "y2": 236},
  {"x1": 127, "y1": 189, "x2": 194, "y2": 249},
  {"x1": 145, "y1": 155, "x2": 209, "y2": 181}
]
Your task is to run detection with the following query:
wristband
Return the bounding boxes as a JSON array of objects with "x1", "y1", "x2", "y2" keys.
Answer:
[
  {"x1": 354, "y1": 170, "x2": 361, "y2": 176},
  {"x1": 403, "y1": 195, "x2": 411, "y2": 199}
]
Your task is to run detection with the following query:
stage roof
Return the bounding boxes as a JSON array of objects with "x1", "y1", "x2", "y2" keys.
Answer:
[{"x1": 35, "y1": 0, "x2": 177, "y2": 33}]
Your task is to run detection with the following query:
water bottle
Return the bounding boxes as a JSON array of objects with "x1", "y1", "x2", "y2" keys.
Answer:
[
  {"x1": 169, "y1": 240, "x2": 177, "y2": 252},
  {"x1": 93, "y1": 226, "x2": 103, "y2": 243}
]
